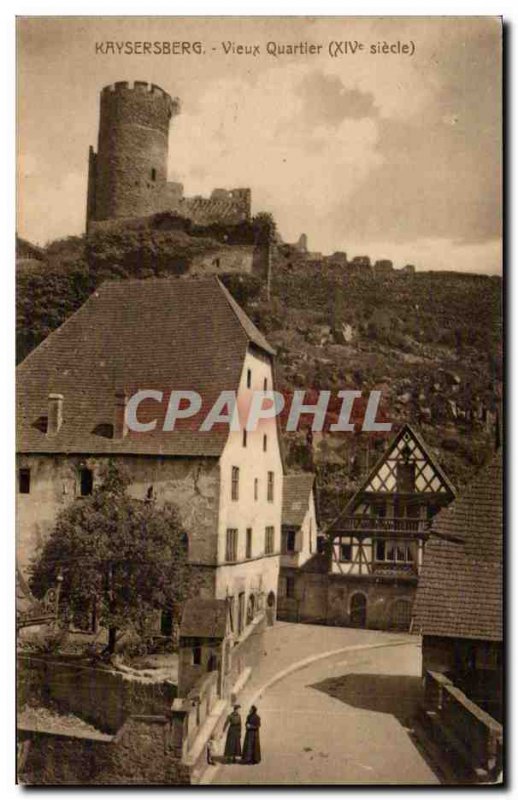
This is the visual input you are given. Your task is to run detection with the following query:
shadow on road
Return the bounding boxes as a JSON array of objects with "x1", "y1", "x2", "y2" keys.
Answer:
[{"x1": 309, "y1": 673, "x2": 423, "y2": 725}]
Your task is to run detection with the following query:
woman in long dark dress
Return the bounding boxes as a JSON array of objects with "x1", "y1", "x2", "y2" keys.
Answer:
[
  {"x1": 242, "y1": 705, "x2": 261, "y2": 764},
  {"x1": 223, "y1": 705, "x2": 242, "y2": 763}
]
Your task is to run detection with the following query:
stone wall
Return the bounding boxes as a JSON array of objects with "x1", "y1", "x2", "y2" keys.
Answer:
[
  {"x1": 278, "y1": 569, "x2": 416, "y2": 631},
  {"x1": 18, "y1": 654, "x2": 177, "y2": 734},
  {"x1": 16, "y1": 454, "x2": 220, "y2": 577},
  {"x1": 190, "y1": 245, "x2": 255, "y2": 277},
  {"x1": 422, "y1": 669, "x2": 503, "y2": 781},
  {"x1": 19, "y1": 714, "x2": 191, "y2": 785}
]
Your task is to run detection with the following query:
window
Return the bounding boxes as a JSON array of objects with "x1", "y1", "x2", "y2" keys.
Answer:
[
  {"x1": 254, "y1": 478, "x2": 258, "y2": 501},
  {"x1": 247, "y1": 369, "x2": 252, "y2": 388},
  {"x1": 231, "y1": 466, "x2": 239, "y2": 501},
  {"x1": 375, "y1": 539, "x2": 413, "y2": 563},
  {"x1": 151, "y1": 167, "x2": 157, "y2": 181},
  {"x1": 161, "y1": 609, "x2": 173, "y2": 636},
  {"x1": 286, "y1": 530, "x2": 297, "y2": 553},
  {"x1": 18, "y1": 468, "x2": 30, "y2": 494},
  {"x1": 80, "y1": 467, "x2": 93, "y2": 496},
  {"x1": 286, "y1": 576, "x2": 296, "y2": 599},
  {"x1": 309, "y1": 518, "x2": 313, "y2": 553},
  {"x1": 246, "y1": 528, "x2": 252, "y2": 559},
  {"x1": 267, "y1": 471, "x2": 274, "y2": 502},
  {"x1": 243, "y1": 429, "x2": 248, "y2": 448},
  {"x1": 340, "y1": 542, "x2": 352, "y2": 562},
  {"x1": 225, "y1": 528, "x2": 238, "y2": 562},
  {"x1": 263, "y1": 377, "x2": 268, "y2": 391},
  {"x1": 397, "y1": 462, "x2": 416, "y2": 493},
  {"x1": 192, "y1": 645, "x2": 202, "y2": 666},
  {"x1": 265, "y1": 526, "x2": 274, "y2": 555},
  {"x1": 263, "y1": 434, "x2": 268, "y2": 452}
]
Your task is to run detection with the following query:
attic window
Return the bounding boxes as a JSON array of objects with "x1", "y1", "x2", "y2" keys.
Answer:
[
  {"x1": 151, "y1": 168, "x2": 157, "y2": 182},
  {"x1": 247, "y1": 369, "x2": 252, "y2": 388},
  {"x1": 92, "y1": 423, "x2": 114, "y2": 439},
  {"x1": 32, "y1": 416, "x2": 48, "y2": 433},
  {"x1": 80, "y1": 467, "x2": 93, "y2": 497}
]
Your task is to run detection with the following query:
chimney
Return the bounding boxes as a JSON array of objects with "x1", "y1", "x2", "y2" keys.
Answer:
[
  {"x1": 47, "y1": 393, "x2": 64, "y2": 435},
  {"x1": 114, "y1": 392, "x2": 128, "y2": 439}
]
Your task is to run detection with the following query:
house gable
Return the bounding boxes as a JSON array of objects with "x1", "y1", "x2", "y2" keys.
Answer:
[{"x1": 353, "y1": 425, "x2": 456, "y2": 503}]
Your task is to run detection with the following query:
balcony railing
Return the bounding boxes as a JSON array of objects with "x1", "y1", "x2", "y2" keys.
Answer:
[
  {"x1": 334, "y1": 516, "x2": 428, "y2": 537},
  {"x1": 371, "y1": 561, "x2": 418, "y2": 576}
]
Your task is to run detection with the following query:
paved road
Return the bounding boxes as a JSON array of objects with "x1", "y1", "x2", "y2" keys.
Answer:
[{"x1": 209, "y1": 625, "x2": 440, "y2": 785}]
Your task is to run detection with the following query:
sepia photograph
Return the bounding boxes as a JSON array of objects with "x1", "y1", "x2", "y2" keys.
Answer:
[{"x1": 15, "y1": 14, "x2": 503, "y2": 786}]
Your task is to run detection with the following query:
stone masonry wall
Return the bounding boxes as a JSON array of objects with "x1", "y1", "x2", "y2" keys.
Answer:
[
  {"x1": 16, "y1": 454, "x2": 220, "y2": 578},
  {"x1": 18, "y1": 654, "x2": 177, "y2": 734},
  {"x1": 19, "y1": 715, "x2": 191, "y2": 785}
]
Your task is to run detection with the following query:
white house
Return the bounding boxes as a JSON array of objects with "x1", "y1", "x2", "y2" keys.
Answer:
[{"x1": 16, "y1": 276, "x2": 284, "y2": 640}]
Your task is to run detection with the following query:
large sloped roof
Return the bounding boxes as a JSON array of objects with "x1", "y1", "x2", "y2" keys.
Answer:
[
  {"x1": 17, "y1": 276, "x2": 274, "y2": 457},
  {"x1": 282, "y1": 473, "x2": 315, "y2": 527},
  {"x1": 413, "y1": 452, "x2": 503, "y2": 642}
]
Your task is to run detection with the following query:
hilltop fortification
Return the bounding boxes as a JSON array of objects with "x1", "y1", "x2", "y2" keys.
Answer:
[{"x1": 86, "y1": 81, "x2": 251, "y2": 230}]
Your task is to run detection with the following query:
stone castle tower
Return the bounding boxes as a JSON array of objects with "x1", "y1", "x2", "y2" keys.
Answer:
[
  {"x1": 86, "y1": 81, "x2": 180, "y2": 224},
  {"x1": 86, "y1": 81, "x2": 251, "y2": 230}
]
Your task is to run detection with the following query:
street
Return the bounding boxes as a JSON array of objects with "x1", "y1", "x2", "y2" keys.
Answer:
[{"x1": 207, "y1": 623, "x2": 440, "y2": 785}]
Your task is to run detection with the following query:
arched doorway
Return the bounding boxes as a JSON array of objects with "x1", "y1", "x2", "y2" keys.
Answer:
[
  {"x1": 349, "y1": 592, "x2": 367, "y2": 628},
  {"x1": 388, "y1": 598, "x2": 413, "y2": 631}
]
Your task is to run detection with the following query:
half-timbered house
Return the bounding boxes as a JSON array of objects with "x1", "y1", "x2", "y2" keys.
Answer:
[{"x1": 328, "y1": 424, "x2": 456, "y2": 630}]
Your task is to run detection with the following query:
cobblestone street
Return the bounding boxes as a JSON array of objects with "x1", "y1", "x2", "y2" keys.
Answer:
[{"x1": 206, "y1": 623, "x2": 440, "y2": 785}]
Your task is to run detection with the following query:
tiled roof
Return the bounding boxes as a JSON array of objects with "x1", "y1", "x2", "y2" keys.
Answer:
[
  {"x1": 413, "y1": 452, "x2": 503, "y2": 642},
  {"x1": 17, "y1": 277, "x2": 274, "y2": 456},
  {"x1": 282, "y1": 473, "x2": 315, "y2": 527},
  {"x1": 180, "y1": 598, "x2": 228, "y2": 638}
]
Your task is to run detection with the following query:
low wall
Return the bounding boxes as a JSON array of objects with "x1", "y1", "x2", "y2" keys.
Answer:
[
  {"x1": 226, "y1": 612, "x2": 267, "y2": 693},
  {"x1": 424, "y1": 670, "x2": 503, "y2": 780},
  {"x1": 19, "y1": 714, "x2": 190, "y2": 785},
  {"x1": 18, "y1": 655, "x2": 177, "y2": 734}
]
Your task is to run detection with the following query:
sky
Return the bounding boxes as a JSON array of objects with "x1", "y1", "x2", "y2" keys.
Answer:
[{"x1": 17, "y1": 16, "x2": 502, "y2": 273}]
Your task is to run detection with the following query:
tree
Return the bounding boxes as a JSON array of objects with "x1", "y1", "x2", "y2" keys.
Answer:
[{"x1": 30, "y1": 462, "x2": 194, "y2": 654}]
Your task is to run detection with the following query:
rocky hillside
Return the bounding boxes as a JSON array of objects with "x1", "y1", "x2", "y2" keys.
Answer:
[
  {"x1": 245, "y1": 255, "x2": 502, "y2": 522},
  {"x1": 17, "y1": 226, "x2": 502, "y2": 524}
]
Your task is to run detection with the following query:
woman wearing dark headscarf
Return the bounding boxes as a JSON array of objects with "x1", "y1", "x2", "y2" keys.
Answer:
[
  {"x1": 242, "y1": 705, "x2": 261, "y2": 764},
  {"x1": 223, "y1": 704, "x2": 242, "y2": 763}
]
